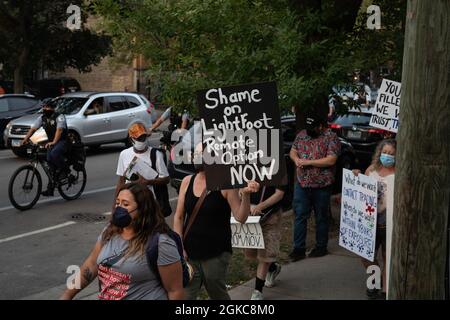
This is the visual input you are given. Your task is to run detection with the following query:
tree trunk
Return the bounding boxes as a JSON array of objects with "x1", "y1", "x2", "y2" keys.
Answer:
[
  {"x1": 13, "y1": 46, "x2": 29, "y2": 94},
  {"x1": 389, "y1": 0, "x2": 450, "y2": 299}
]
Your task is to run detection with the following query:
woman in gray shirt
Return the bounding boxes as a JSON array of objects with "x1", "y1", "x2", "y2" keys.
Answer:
[{"x1": 60, "y1": 183, "x2": 184, "y2": 300}]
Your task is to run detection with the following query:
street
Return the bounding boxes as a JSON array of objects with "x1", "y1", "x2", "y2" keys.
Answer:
[{"x1": 0, "y1": 126, "x2": 180, "y2": 299}]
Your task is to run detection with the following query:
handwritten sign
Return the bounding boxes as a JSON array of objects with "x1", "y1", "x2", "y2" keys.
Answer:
[
  {"x1": 369, "y1": 79, "x2": 401, "y2": 133},
  {"x1": 197, "y1": 81, "x2": 286, "y2": 190},
  {"x1": 230, "y1": 216, "x2": 265, "y2": 249},
  {"x1": 339, "y1": 169, "x2": 378, "y2": 261}
]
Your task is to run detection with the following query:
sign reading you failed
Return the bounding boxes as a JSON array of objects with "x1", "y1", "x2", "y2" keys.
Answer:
[
  {"x1": 197, "y1": 82, "x2": 286, "y2": 190},
  {"x1": 370, "y1": 79, "x2": 401, "y2": 133}
]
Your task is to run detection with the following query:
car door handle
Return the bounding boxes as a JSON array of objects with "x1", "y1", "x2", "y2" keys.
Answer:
[
  {"x1": 128, "y1": 113, "x2": 135, "y2": 117},
  {"x1": 103, "y1": 118, "x2": 111, "y2": 123}
]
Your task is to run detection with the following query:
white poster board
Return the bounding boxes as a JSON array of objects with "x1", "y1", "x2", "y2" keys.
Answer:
[
  {"x1": 369, "y1": 79, "x2": 401, "y2": 133},
  {"x1": 230, "y1": 216, "x2": 265, "y2": 249},
  {"x1": 339, "y1": 169, "x2": 378, "y2": 261},
  {"x1": 385, "y1": 174, "x2": 395, "y2": 299}
]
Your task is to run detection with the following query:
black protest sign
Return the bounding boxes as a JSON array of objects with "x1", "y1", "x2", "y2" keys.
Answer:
[{"x1": 197, "y1": 81, "x2": 286, "y2": 191}]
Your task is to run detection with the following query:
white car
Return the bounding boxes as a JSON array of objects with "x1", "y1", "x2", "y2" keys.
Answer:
[{"x1": 4, "y1": 91, "x2": 154, "y2": 156}]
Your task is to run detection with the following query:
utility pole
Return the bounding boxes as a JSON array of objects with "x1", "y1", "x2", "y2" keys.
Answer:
[{"x1": 390, "y1": 0, "x2": 450, "y2": 299}]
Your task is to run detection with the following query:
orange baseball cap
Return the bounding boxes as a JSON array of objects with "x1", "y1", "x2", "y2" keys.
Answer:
[{"x1": 128, "y1": 123, "x2": 147, "y2": 139}]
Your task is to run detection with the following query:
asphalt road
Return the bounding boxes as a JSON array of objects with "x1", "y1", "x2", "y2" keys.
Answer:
[{"x1": 0, "y1": 122, "x2": 181, "y2": 299}]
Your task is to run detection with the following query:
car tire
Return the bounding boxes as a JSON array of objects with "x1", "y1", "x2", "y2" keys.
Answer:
[{"x1": 67, "y1": 131, "x2": 81, "y2": 144}]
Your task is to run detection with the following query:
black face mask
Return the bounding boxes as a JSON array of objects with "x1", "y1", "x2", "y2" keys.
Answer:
[
  {"x1": 43, "y1": 109, "x2": 54, "y2": 117},
  {"x1": 111, "y1": 206, "x2": 135, "y2": 228}
]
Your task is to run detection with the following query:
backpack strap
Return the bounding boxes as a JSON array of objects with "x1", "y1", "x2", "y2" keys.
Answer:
[
  {"x1": 183, "y1": 185, "x2": 209, "y2": 241},
  {"x1": 150, "y1": 148, "x2": 160, "y2": 178},
  {"x1": 146, "y1": 232, "x2": 161, "y2": 279}
]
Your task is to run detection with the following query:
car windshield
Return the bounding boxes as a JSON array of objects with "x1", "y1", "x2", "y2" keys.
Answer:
[
  {"x1": 52, "y1": 97, "x2": 88, "y2": 115},
  {"x1": 334, "y1": 112, "x2": 372, "y2": 126}
]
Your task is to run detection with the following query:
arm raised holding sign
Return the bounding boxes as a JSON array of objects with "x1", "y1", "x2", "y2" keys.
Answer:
[{"x1": 223, "y1": 181, "x2": 260, "y2": 224}]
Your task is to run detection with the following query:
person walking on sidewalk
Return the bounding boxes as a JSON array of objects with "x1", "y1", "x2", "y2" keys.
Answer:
[
  {"x1": 353, "y1": 139, "x2": 396, "y2": 300},
  {"x1": 60, "y1": 183, "x2": 184, "y2": 300},
  {"x1": 173, "y1": 143, "x2": 260, "y2": 300},
  {"x1": 245, "y1": 184, "x2": 286, "y2": 300},
  {"x1": 289, "y1": 114, "x2": 341, "y2": 261},
  {"x1": 113, "y1": 123, "x2": 170, "y2": 211}
]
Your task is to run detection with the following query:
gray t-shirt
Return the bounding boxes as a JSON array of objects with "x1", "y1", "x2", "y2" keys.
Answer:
[{"x1": 96, "y1": 232, "x2": 180, "y2": 300}]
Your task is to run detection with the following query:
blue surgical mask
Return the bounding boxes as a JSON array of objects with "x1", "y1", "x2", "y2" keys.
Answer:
[
  {"x1": 380, "y1": 153, "x2": 395, "y2": 167},
  {"x1": 112, "y1": 206, "x2": 135, "y2": 228}
]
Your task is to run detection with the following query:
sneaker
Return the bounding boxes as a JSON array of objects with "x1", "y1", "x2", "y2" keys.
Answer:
[
  {"x1": 265, "y1": 263, "x2": 281, "y2": 287},
  {"x1": 250, "y1": 290, "x2": 264, "y2": 300},
  {"x1": 289, "y1": 249, "x2": 306, "y2": 262},
  {"x1": 308, "y1": 247, "x2": 328, "y2": 258},
  {"x1": 366, "y1": 288, "x2": 380, "y2": 300}
]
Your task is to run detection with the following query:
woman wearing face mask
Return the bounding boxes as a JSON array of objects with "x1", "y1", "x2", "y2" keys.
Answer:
[
  {"x1": 113, "y1": 123, "x2": 170, "y2": 212},
  {"x1": 60, "y1": 183, "x2": 184, "y2": 300},
  {"x1": 353, "y1": 139, "x2": 396, "y2": 300}
]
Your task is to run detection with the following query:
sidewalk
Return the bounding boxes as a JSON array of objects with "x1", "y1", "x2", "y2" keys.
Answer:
[
  {"x1": 228, "y1": 238, "x2": 367, "y2": 300},
  {"x1": 21, "y1": 236, "x2": 367, "y2": 300}
]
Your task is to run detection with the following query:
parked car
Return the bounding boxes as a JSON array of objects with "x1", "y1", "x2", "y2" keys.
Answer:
[
  {"x1": 0, "y1": 94, "x2": 41, "y2": 148},
  {"x1": 329, "y1": 107, "x2": 394, "y2": 166},
  {"x1": 27, "y1": 77, "x2": 81, "y2": 99},
  {"x1": 167, "y1": 116, "x2": 356, "y2": 208},
  {"x1": 0, "y1": 80, "x2": 14, "y2": 94},
  {"x1": 4, "y1": 91, "x2": 152, "y2": 157}
]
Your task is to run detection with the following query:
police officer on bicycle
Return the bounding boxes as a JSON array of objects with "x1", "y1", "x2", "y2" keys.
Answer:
[{"x1": 21, "y1": 102, "x2": 68, "y2": 196}]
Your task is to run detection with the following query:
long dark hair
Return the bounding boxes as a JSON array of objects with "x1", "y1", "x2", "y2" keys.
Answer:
[{"x1": 102, "y1": 183, "x2": 170, "y2": 258}]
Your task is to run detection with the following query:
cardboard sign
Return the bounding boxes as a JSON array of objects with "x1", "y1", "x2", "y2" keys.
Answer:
[
  {"x1": 369, "y1": 79, "x2": 401, "y2": 133},
  {"x1": 230, "y1": 216, "x2": 265, "y2": 249},
  {"x1": 339, "y1": 169, "x2": 378, "y2": 261},
  {"x1": 197, "y1": 81, "x2": 286, "y2": 190}
]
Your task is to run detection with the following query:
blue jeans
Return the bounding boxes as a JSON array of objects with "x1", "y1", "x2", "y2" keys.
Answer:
[
  {"x1": 292, "y1": 182, "x2": 331, "y2": 252},
  {"x1": 47, "y1": 140, "x2": 66, "y2": 170}
]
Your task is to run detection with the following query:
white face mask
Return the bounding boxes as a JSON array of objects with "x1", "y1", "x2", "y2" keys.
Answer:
[{"x1": 132, "y1": 139, "x2": 147, "y2": 151}]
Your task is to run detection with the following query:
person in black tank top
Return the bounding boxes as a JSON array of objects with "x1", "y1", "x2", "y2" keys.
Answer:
[{"x1": 173, "y1": 143, "x2": 260, "y2": 300}]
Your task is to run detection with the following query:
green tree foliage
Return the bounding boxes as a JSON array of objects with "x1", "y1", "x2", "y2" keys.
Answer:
[
  {"x1": 93, "y1": 0, "x2": 362, "y2": 116},
  {"x1": 0, "y1": 0, "x2": 111, "y2": 92}
]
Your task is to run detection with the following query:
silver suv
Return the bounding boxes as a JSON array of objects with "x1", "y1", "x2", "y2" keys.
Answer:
[{"x1": 3, "y1": 92, "x2": 153, "y2": 156}]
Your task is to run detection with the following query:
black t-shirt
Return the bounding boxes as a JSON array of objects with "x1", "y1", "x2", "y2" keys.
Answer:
[
  {"x1": 250, "y1": 185, "x2": 287, "y2": 215},
  {"x1": 183, "y1": 175, "x2": 232, "y2": 260}
]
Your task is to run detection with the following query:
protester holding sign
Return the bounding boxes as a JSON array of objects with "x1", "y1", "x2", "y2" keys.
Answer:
[
  {"x1": 173, "y1": 143, "x2": 260, "y2": 300},
  {"x1": 289, "y1": 114, "x2": 341, "y2": 261},
  {"x1": 244, "y1": 184, "x2": 286, "y2": 300},
  {"x1": 352, "y1": 139, "x2": 396, "y2": 300}
]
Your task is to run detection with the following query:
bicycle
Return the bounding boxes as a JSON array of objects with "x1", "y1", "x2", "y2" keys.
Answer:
[{"x1": 8, "y1": 142, "x2": 87, "y2": 211}]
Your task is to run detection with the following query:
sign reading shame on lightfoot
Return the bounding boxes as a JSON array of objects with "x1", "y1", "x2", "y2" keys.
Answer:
[
  {"x1": 339, "y1": 169, "x2": 378, "y2": 261},
  {"x1": 197, "y1": 81, "x2": 286, "y2": 191},
  {"x1": 230, "y1": 216, "x2": 265, "y2": 249},
  {"x1": 369, "y1": 79, "x2": 401, "y2": 133}
]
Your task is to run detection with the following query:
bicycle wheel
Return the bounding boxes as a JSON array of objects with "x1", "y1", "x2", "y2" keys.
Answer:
[
  {"x1": 58, "y1": 166, "x2": 87, "y2": 200},
  {"x1": 8, "y1": 165, "x2": 42, "y2": 211}
]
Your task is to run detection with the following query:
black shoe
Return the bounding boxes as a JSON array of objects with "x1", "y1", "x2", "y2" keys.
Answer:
[
  {"x1": 41, "y1": 188, "x2": 54, "y2": 197},
  {"x1": 366, "y1": 288, "x2": 380, "y2": 300},
  {"x1": 308, "y1": 247, "x2": 328, "y2": 258},
  {"x1": 289, "y1": 249, "x2": 306, "y2": 262}
]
